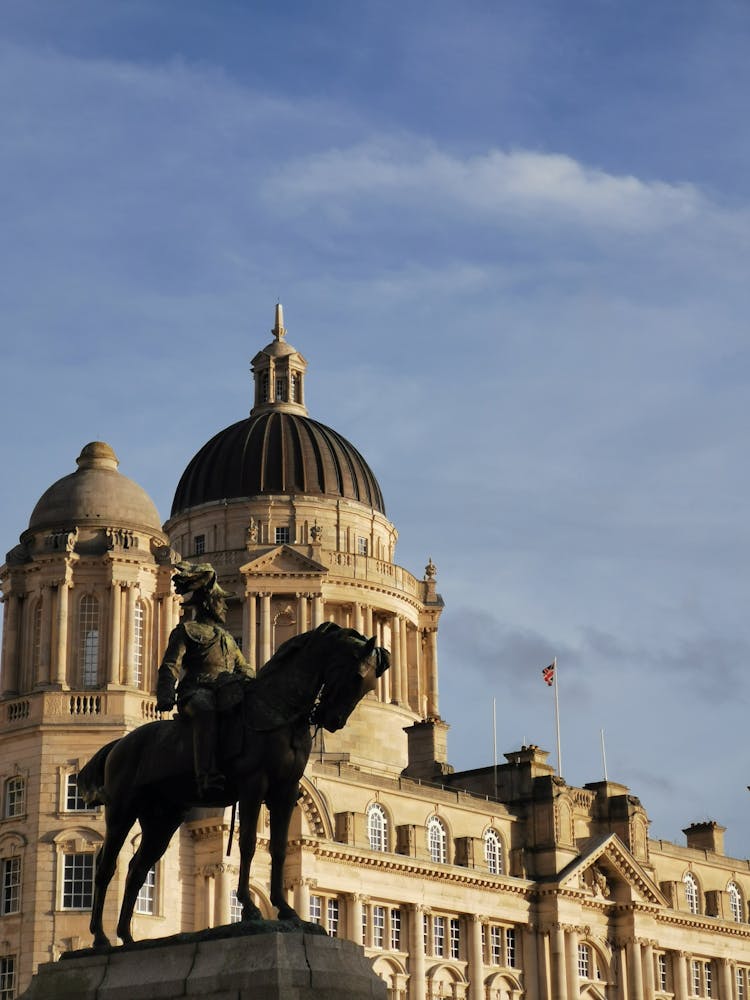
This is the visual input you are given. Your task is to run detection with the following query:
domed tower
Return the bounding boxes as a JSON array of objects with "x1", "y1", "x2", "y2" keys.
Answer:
[
  {"x1": 0, "y1": 444, "x2": 184, "y2": 988},
  {"x1": 166, "y1": 305, "x2": 445, "y2": 774}
]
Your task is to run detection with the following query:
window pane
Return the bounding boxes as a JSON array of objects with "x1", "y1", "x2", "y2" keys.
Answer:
[
  {"x1": 5, "y1": 777, "x2": 25, "y2": 819},
  {"x1": 79, "y1": 597, "x2": 100, "y2": 688},
  {"x1": 230, "y1": 889, "x2": 243, "y2": 923},
  {"x1": 63, "y1": 853, "x2": 94, "y2": 909},
  {"x1": 2, "y1": 858, "x2": 21, "y2": 915},
  {"x1": 135, "y1": 866, "x2": 156, "y2": 914},
  {"x1": 0, "y1": 956, "x2": 16, "y2": 1000},
  {"x1": 134, "y1": 600, "x2": 145, "y2": 688}
]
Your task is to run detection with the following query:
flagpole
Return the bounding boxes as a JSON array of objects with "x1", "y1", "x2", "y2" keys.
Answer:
[
  {"x1": 492, "y1": 697, "x2": 498, "y2": 799},
  {"x1": 553, "y1": 656, "x2": 562, "y2": 778}
]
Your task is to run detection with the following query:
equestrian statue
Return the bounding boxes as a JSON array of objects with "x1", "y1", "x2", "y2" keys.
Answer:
[{"x1": 78, "y1": 562, "x2": 389, "y2": 948}]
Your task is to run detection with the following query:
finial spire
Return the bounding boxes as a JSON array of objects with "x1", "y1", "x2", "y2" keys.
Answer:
[{"x1": 272, "y1": 302, "x2": 286, "y2": 341}]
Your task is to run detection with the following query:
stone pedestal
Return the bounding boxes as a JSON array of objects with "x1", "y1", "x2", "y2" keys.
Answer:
[{"x1": 20, "y1": 929, "x2": 387, "y2": 999}]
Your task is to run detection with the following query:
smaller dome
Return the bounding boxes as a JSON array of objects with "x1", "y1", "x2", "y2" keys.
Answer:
[{"x1": 27, "y1": 442, "x2": 163, "y2": 534}]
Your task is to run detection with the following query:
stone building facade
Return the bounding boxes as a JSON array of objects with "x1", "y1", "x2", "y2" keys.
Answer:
[{"x1": 1, "y1": 305, "x2": 749, "y2": 999}]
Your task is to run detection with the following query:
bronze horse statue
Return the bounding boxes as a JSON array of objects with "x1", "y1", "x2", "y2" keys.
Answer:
[{"x1": 78, "y1": 623, "x2": 389, "y2": 947}]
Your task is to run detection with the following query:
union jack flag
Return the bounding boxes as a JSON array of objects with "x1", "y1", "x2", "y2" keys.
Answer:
[{"x1": 542, "y1": 663, "x2": 555, "y2": 686}]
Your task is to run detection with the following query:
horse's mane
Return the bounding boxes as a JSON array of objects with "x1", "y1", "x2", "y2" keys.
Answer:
[{"x1": 256, "y1": 623, "x2": 368, "y2": 683}]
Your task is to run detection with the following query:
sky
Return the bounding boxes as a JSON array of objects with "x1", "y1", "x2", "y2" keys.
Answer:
[{"x1": 1, "y1": 0, "x2": 749, "y2": 856}]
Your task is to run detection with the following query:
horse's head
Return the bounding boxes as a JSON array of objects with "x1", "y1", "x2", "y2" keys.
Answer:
[{"x1": 312, "y1": 632, "x2": 390, "y2": 732}]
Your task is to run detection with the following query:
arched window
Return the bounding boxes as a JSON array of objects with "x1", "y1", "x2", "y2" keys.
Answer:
[
  {"x1": 728, "y1": 881, "x2": 744, "y2": 923},
  {"x1": 427, "y1": 816, "x2": 447, "y2": 864},
  {"x1": 79, "y1": 596, "x2": 100, "y2": 688},
  {"x1": 683, "y1": 871, "x2": 699, "y2": 914},
  {"x1": 134, "y1": 600, "x2": 145, "y2": 688},
  {"x1": 484, "y1": 829, "x2": 503, "y2": 875},
  {"x1": 367, "y1": 803, "x2": 388, "y2": 852}
]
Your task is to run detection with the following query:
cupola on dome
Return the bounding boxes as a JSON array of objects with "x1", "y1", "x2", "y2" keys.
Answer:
[
  {"x1": 170, "y1": 305, "x2": 385, "y2": 517},
  {"x1": 27, "y1": 442, "x2": 163, "y2": 534}
]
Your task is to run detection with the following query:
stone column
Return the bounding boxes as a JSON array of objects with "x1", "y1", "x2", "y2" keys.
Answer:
[
  {"x1": 293, "y1": 878, "x2": 313, "y2": 922},
  {"x1": 38, "y1": 584, "x2": 53, "y2": 686},
  {"x1": 158, "y1": 595, "x2": 171, "y2": 660},
  {"x1": 312, "y1": 594, "x2": 324, "y2": 628},
  {"x1": 351, "y1": 602, "x2": 362, "y2": 634},
  {"x1": 109, "y1": 583, "x2": 122, "y2": 685},
  {"x1": 1, "y1": 593, "x2": 20, "y2": 694},
  {"x1": 347, "y1": 893, "x2": 364, "y2": 945},
  {"x1": 522, "y1": 926, "x2": 542, "y2": 1000},
  {"x1": 627, "y1": 939, "x2": 645, "y2": 1000},
  {"x1": 719, "y1": 958, "x2": 734, "y2": 1000},
  {"x1": 364, "y1": 605, "x2": 373, "y2": 636},
  {"x1": 565, "y1": 925, "x2": 579, "y2": 1000},
  {"x1": 673, "y1": 952, "x2": 689, "y2": 1000},
  {"x1": 399, "y1": 620, "x2": 409, "y2": 705},
  {"x1": 425, "y1": 627, "x2": 439, "y2": 716},
  {"x1": 391, "y1": 615, "x2": 402, "y2": 705},
  {"x1": 615, "y1": 944, "x2": 628, "y2": 1000},
  {"x1": 296, "y1": 593, "x2": 309, "y2": 635},
  {"x1": 643, "y1": 941, "x2": 655, "y2": 1000},
  {"x1": 246, "y1": 593, "x2": 257, "y2": 668},
  {"x1": 214, "y1": 864, "x2": 232, "y2": 926},
  {"x1": 550, "y1": 924, "x2": 567, "y2": 1000},
  {"x1": 407, "y1": 904, "x2": 426, "y2": 1000},
  {"x1": 468, "y1": 915, "x2": 484, "y2": 1000},
  {"x1": 123, "y1": 584, "x2": 137, "y2": 687},
  {"x1": 259, "y1": 593, "x2": 272, "y2": 664},
  {"x1": 53, "y1": 579, "x2": 70, "y2": 687}
]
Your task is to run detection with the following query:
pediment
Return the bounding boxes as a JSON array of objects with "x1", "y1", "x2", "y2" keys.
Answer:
[
  {"x1": 240, "y1": 545, "x2": 328, "y2": 578},
  {"x1": 556, "y1": 834, "x2": 668, "y2": 906}
]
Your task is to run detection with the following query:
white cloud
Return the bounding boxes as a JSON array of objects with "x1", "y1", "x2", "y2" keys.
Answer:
[{"x1": 266, "y1": 141, "x2": 707, "y2": 233}]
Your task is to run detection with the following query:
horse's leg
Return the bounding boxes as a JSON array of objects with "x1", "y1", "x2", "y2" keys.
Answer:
[
  {"x1": 237, "y1": 791, "x2": 263, "y2": 921},
  {"x1": 267, "y1": 782, "x2": 301, "y2": 921},
  {"x1": 116, "y1": 803, "x2": 184, "y2": 945},
  {"x1": 90, "y1": 805, "x2": 136, "y2": 948}
]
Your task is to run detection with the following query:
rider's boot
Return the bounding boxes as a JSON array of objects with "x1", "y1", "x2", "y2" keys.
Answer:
[{"x1": 193, "y1": 710, "x2": 225, "y2": 798}]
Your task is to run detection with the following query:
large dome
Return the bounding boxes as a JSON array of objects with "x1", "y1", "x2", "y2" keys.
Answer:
[
  {"x1": 28, "y1": 442, "x2": 163, "y2": 534},
  {"x1": 171, "y1": 411, "x2": 385, "y2": 517}
]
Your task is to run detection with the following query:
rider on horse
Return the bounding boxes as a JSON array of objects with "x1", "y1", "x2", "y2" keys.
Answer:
[{"x1": 155, "y1": 562, "x2": 255, "y2": 797}]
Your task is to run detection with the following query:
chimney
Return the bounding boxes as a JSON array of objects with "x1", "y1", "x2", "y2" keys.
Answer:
[{"x1": 683, "y1": 821, "x2": 726, "y2": 855}]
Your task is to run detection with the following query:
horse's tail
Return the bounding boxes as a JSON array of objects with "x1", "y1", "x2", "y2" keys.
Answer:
[{"x1": 78, "y1": 738, "x2": 121, "y2": 807}]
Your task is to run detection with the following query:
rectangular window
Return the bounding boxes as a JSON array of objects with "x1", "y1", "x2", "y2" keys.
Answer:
[
  {"x1": 0, "y1": 956, "x2": 15, "y2": 1000},
  {"x1": 194, "y1": 534, "x2": 205, "y2": 556},
  {"x1": 275, "y1": 377, "x2": 287, "y2": 402},
  {"x1": 135, "y1": 866, "x2": 156, "y2": 915},
  {"x1": 390, "y1": 908, "x2": 401, "y2": 951},
  {"x1": 423, "y1": 914, "x2": 429, "y2": 953},
  {"x1": 433, "y1": 916, "x2": 445, "y2": 957},
  {"x1": 373, "y1": 905, "x2": 385, "y2": 949},
  {"x1": 275, "y1": 527, "x2": 290, "y2": 545},
  {"x1": 134, "y1": 600, "x2": 144, "y2": 688},
  {"x1": 506, "y1": 927, "x2": 516, "y2": 968},
  {"x1": 705, "y1": 962, "x2": 713, "y2": 998},
  {"x1": 362, "y1": 905, "x2": 368, "y2": 945},
  {"x1": 62, "y1": 853, "x2": 94, "y2": 909},
  {"x1": 4, "y1": 778, "x2": 24, "y2": 819},
  {"x1": 490, "y1": 926, "x2": 502, "y2": 965},
  {"x1": 657, "y1": 953, "x2": 668, "y2": 991},
  {"x1": 65, "y1": 773, "x2": 96, "y2": 812},
  {"x1": 2, "y1": 858, "x2": 21, "y2": 915},
  {"x1": 327, "y1": 898, "x2": 339, "y2": 937},
  {"x1": 309, "y1": 895, "x2": 322, "y2": 925},
  {"x1": 230, "y1": 889, "x2": 243, "y2": 923},
  {"x1": 578, "y1": 943, "x2": 590, "y2": 979},
  {"x1": 738, "y1": 968, "x2": 746, "y2": 1000},
  {"x1": 357, "y1": 537, "x2": 368, "y2": 556},
  {"x1": 692, "y1": 960, "x2": 701, "y2": 996},
  {"x1": 450, "y1": 918, "x2": 460, "y2": 959}
]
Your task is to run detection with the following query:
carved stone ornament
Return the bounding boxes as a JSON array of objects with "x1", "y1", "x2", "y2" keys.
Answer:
[
  {"x1": 310, "y1": 522, "x2": 323, "y2": 543},
  {"x1": 247, "y1": 518, "x2": 259, "y2": 546},
  {"x1": 424, "y1": 557, "x2": 437, "y2": 580}
]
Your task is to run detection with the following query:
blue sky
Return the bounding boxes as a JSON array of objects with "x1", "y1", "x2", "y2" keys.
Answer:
[{"x1": 2, "y1": 1, "x2": 749, "y2": 855}]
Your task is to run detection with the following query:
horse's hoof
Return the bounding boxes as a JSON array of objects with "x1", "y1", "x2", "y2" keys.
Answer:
[
  {"x1": 276, "y1": 905, "x2": 300, "y2": 923},
  {"x1": 117, "y1": 930, "x2": 135, "y2": 946},
  {"x1": 242, "y1": 903, "x2": 263, "y2": 922},
  {"x1": 92, "y1": 934, "x2": 111, "y2": 949}
]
